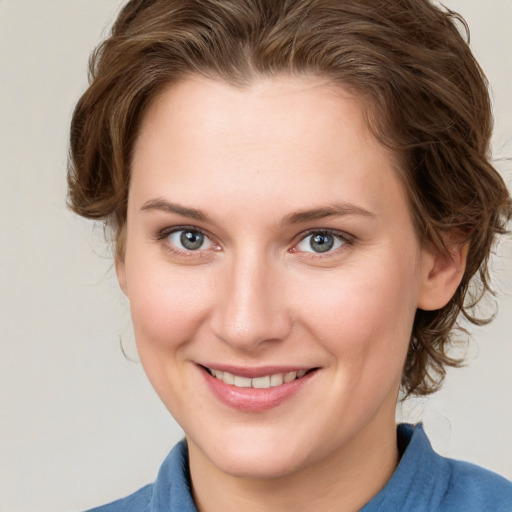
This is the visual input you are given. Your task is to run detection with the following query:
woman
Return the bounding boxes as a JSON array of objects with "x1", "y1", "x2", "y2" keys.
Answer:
[{"x1": 68, "y1": 0, "x2": 512, "y2": 510}]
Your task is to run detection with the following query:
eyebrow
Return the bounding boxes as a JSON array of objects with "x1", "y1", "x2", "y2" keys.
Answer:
[
  {"x1": 141, "y1": 198, "x2": 376, "y2": 225},
  {"x1": 141, "y1": 198, "x2": 215, "y2": 223},
  {"x1": 281, "y1": 203, "x2": 376, "y2": 225}
]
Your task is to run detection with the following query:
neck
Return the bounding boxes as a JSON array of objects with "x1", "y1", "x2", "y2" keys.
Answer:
[{"x1": 188, "y1": 418, "x2": 399, "y2": 512}]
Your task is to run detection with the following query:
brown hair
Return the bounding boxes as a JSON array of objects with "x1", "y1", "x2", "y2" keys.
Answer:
[{"x1": 67, "y1": 0, "x2": 511, "y2": 397}]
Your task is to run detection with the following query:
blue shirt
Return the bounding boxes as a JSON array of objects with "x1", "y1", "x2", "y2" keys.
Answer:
[{"x1": 86, "y1": 424, "x2": 512, "y2": 511}]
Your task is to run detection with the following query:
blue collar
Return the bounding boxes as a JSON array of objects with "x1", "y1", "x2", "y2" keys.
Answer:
[
  {"x1": 151, "y1": 424, "x2": 428, "y2": 511},
  {"x1": 94, "y1": 423, "x2": 512, "y2": 511}
]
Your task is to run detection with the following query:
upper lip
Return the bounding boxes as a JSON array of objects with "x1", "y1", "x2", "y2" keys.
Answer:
[{"x1": 198, "y1": 364, "x2": 318, "y2": 378}]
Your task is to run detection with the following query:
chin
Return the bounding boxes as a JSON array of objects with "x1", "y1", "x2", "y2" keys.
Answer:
[
  {"x1": 189, "y1": 428, "x2": 313, "y2": 480},
  {"x1": 213, "y1": 448, "x2": 304, "y2": 480}
]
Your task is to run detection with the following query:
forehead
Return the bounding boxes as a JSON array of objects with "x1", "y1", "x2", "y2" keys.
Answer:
[{"x1": 130, "y1": 75, "x2": 408, "y2": 225}]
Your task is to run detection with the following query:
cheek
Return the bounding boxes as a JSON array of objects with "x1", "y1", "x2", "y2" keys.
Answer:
[
  {"x1": 125, "y1": 260, "x2": 217, "y2": 413},
  {"x1": 126, "y1": 261, "x2": 213, "y2": 355},
  {"x1": 295, "y1": 257, "x2": 418, "y2": 369}
]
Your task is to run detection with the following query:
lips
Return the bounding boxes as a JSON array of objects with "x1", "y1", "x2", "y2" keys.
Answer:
[
  {"x1": 199, "y1": 364, "x2": 319, "y2": 412},
  {"x1": 206, "y1": 367, "x2": 308, "y2": 389}
]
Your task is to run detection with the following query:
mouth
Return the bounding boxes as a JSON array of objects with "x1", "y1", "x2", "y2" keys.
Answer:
[
  {"x1": 200, "y1": 365, "x2": 318, "y2": 389},
  {"x1": 197, "y1": 361, "x2": 321, "y2": 411},
  {"x1": 199, "y1": 364, "x2": 320, "y2": 411}
]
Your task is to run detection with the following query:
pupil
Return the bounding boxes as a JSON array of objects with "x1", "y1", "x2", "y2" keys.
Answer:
[
  {"x1": 181, "y1": 231, "x2": 204, "y2": 250},
  {"x1": 310, "y1": 233, "x2": 334, "y2": 253}
]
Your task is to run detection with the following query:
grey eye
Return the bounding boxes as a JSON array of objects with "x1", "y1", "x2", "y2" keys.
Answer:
[
  {"x1": 296, "y1": 232, "x2": 344, "y2": 253},
  {"x1": 310, "y1": 233, "x2": 334, "y2": 252},
  {"x1": 181, "y1": 230, "x2": 204, "y2": 250},
  {"x1": 168, "y1": 229, "x2": 212, "y2": 251}
]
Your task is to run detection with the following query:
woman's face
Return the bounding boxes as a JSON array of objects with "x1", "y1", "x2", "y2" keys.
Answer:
[{"x1": 118, "y1": 76, "x2": 435, "y2": 480}]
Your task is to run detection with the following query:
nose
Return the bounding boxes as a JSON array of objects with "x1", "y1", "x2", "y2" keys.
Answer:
[{"x1": 210, "y1": 251, "x2": 292, "y2": 351}]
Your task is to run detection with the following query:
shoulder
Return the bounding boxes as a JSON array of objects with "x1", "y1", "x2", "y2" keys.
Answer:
[
  {"x1": 402, "y1": 423, "x2": 512, "y2": 512},
  {"x1": 82, "y1": 440, "x2": 196, "y2": 512},
  {"x1": 84, "y1": 484, "x2": 153, "y2": 512},
  {"x1": 362, "y1": 424, "x2": 512, "y2": 512},
  {"x1": 442, "y1": 457, "x2": 512, "y2": 512}
]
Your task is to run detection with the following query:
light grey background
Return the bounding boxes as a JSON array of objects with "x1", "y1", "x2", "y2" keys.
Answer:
[{"x1": 0, "y1": 1, "x2": 510, "y2": 511}]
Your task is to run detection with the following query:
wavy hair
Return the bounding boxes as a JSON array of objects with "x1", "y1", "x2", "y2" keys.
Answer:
[{"x1": 68, "y1": 0, "x2": 511, "y2": 396}]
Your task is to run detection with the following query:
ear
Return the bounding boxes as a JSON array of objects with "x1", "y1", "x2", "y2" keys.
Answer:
[
  {"x1": 417, "y1": 242, "x2": 469, "y2": 311},
  {"x1": 115, "y1": 256, "x2": 128, "y2": 296},
  {"x1": 114, "y1": 226, "x2": 128, "y2": 295}
]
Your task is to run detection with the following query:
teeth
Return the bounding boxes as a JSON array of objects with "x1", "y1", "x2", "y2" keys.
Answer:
[
  {"x1": 252, "y1": 376, "x2": 270, "y2": 389},
  {"x1": 223, "y1": 371, "x2": 234, "y2": 385},
  {"x1": 209, "y1": 368, "x2": 309, "y2": 388},
  {"x1": 270, "y1": 374, "x2": 284, "y2": 387},
  {"x1": 284, "y1": 371, "x2": 297, "y2": 383},
  {"x1": 234, "y1": 375, "x2": 252, "y2": 388}
]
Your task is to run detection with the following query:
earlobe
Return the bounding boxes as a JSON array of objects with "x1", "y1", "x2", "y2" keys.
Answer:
[{"x1": 417, "y1": 243, "x2": 469, "y2": 311}]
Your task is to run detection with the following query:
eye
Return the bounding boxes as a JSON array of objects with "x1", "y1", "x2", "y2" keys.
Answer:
[
  {"x1": 295, "y1": 231, "x2": 346, "y2": 254},
  {"x1": 166, "y1": 229, "x2": 214, "y2": 251}
]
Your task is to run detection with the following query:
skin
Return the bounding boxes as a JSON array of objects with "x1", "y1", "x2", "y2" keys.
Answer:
[{"x1": 117, "y1": 75, "x2": 466, "y2": 512}]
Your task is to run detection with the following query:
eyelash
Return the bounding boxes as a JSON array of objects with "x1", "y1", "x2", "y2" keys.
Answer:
[
  {"x1": 291, "y1": 229, "x2": 354, "y2": 259},
  {"x1": 154, "y1": 226, "x2": 354, "y2": 258},
  {"x1": 154, "y1": 225, "x2": 219, "y2": 258}
]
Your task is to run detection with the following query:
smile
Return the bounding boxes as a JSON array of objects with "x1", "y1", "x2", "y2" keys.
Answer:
[
  {"x1": 200, "y1": 365, "x2": 319, "y2": 412},
  {"x1": 205, "y1": 368, "x2": 308, "y2": 389}
]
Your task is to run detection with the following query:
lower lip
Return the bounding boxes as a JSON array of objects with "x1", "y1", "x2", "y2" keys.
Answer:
[{"x1": 201, "y1": 368, "x2": 317, "y2": 412}]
